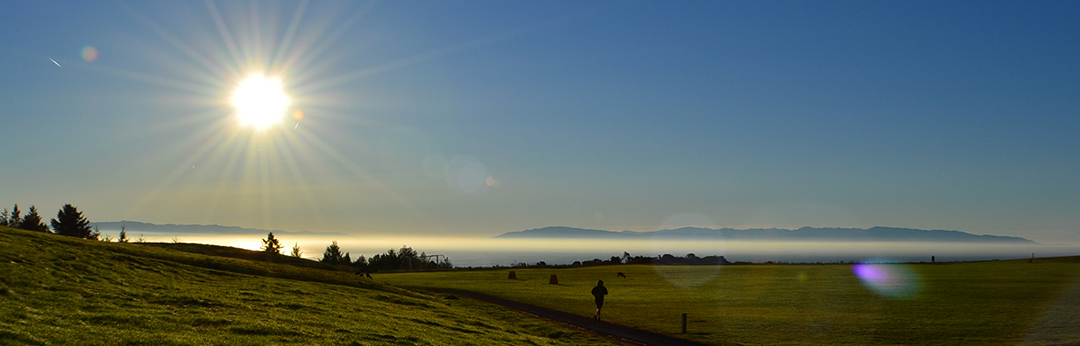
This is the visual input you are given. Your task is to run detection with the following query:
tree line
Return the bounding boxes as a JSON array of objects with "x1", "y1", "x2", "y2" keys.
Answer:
[
  {"x1": 258, "y1": 233, "x2": 452, "y2": 272},
  {"x1": 516, "y1": 252, "x2": 730, "y2": 268},
  {"x1": 0, "y1": 203, "x2": 118, "y2": 240}
]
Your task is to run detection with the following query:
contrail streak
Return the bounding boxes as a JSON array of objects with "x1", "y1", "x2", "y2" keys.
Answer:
[{"x1": 49, "y1": 57, "x2": 61, "y2": 67}]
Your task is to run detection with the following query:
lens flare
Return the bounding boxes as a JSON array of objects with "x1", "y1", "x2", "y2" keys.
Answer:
[
  {"x1": 81, "y1": 46, "x2": 99, "y2": 62},
  {"x1": 445, "y1": 156, "x2": 490, "y2": 194},
  {"x1": 650, "y1": 213, "x2": 725, "y2": 289},
  {"x1": 852, "y1": 262, "x2": 921, "y2": 298}
]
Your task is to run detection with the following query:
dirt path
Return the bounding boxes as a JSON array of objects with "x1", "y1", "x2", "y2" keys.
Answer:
[{"x1": 422, "y1": 288, "x2": 708, "y2": 346}]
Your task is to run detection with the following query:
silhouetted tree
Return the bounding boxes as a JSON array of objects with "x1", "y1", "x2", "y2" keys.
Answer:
[
  {"x1": 118, "y1": 226, "x2": 129, "y2": 243},
  {"x1": 582, "y1": 258, "x2": 605, "y2": 266},
  {"x1": 290, "y1": 242, "x2": 303, "y2": 258},
  {"x1": 701, "y1": 255, "x2": 730, "y2": 265},
  {"x1": 19, "y1": 206, "x2": 48, "y2": 232},
  {"x1": 658, "y1": 254, "x2": 678, "y2": 265},
  {"x1": 321, "y1": 241, "x2": 346, "y2": 265},
  {"x1": 367, "y1": 248, "x2": 398, "y2": 272},
  {"x1": 399, "y1": 246, "x2": 419, "y2": 270},
  {"x1": 8, "y1": 204, "x2": 21, "y2": 228},
  {"x1": 51, "y1": 204, "x2": 94, "y2": 239},
  {"x1": 626, "y1": 254, "x2": 654, "y2": 265},
  {"x1": 0, "y1": 209, "x2": 8, "y2": 227},
  {"x1": 261, "y1": 232, "x2": 283, "y2": 254}
]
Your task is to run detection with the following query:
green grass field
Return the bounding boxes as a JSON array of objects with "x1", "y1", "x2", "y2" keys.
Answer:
[
  {"x1": 379, "y1": 258, "x2": 1080, "y2": 345},
  {"x1": 5, "y1": 224, "x2": 1078, "y2": 346},
  {"x1": 0, "y1": 227, "x2": 620, "y2": 346}
]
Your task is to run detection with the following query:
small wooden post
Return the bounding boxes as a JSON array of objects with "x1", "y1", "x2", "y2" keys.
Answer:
[
  {"x1": 549, "y1": 274, "x2": 559, "y2": 284},
  {"x1": 682, "y1": 313, "x2": 687, "y2": 333},
  {"x1": 508, "y1": 271, "x2": 517, "y2": 279}
]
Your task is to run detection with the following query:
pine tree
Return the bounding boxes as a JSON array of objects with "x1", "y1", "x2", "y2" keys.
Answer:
[
  {"x1": 261, "y1": 232, "x2": 283, "y2": 254},
  {"x1": 289, "y1": 242, "x2": 303, "y2": 257},
  {"x1": 118, "y1": 226, "x2": 129, "y2": 243},
  {"x1": 51, "y1": 204, "x2": 94, "y2": 239},
  {"x1": 321, "y1": 241, "x2": 345, "y2": 265},
  {"x1": 9, "y1": 204, "x2": 21, "y2": 228},
  {"x1": 399, "y1": 246, "x2": 418, "y2": 270},
  {"x1": 19, "y1": 206, "x2": 48, "y2": 232},
  {"x1": 0, "y1": 209, "x2": 9, "y2": 227}
]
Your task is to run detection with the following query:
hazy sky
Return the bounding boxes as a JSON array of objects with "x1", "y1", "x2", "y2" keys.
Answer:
[{"x1": 2, "y1": 1, "x2": 1079, "y2": 242}]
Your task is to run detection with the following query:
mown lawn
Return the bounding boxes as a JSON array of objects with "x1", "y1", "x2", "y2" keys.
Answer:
[
  {"x1": 379, "y1": 258, "x2": 1080, "y2": 345},
  {"x1": 0, "y1": 227, "x2": 620, "y2": 346}
]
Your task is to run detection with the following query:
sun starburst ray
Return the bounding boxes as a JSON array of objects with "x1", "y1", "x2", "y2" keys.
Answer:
[
  {"x1": 204, "y1": 0, "x2": 245, "y2": 77},
  {"x1": 274, "y1": 129, "x2": 332, "y2": 231},
  {"x1": 119, "y1": 2, "x2": 235, "y2": 80},
  {"x1": 202, "y1": 130, "x2": 254, "y2": 219},
  {"x1": 270, "y1": 0, "x2": 310, "y2": 72},
  {"x1": 278, "y1": 4, "x2": 372, "y2": 80},
  {"x1": 125, "y1": 115, "x2": 237, "y2": 218}
]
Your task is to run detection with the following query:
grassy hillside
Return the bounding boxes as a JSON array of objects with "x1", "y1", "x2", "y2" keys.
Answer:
[
  {"x1": 0, "y1": 227, "x2": 619, "y2": 346},
  {"x1": 380, "y1": 259, "x2": 1080, "y2": 345}
]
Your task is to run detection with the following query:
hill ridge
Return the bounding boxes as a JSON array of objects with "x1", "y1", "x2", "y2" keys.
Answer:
[
  {"x1": 494, "y1": 225, "x2": 1035, "y2": 243},
  {"x1": 0, "y1": 226, "x2": 623, "y2": 345}
]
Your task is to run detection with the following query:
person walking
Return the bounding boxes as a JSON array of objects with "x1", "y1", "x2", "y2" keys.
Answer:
[{"x1": 591, "y1": 280, "x2": 608, "y2": 321}]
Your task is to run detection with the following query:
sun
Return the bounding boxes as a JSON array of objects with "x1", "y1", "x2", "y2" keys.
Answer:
[{"x1": 230, "y1": 73, "x2": 291, "y2": 130}]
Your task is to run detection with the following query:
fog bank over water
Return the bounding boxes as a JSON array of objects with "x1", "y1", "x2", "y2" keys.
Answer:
[{"x1": 99, "y1": 231, "x2": 1078, "y2": 267}]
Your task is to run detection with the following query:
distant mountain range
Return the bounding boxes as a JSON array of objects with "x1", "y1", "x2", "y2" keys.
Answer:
[
  {"x1": 90, "y1": 221, "x2": 346, "y2": 236},
  {"x1": 89, "y1": 221, "x2": 1035, "y2": 244},
  {"x1": 494, "y1": 226, "x2": 1036, "y2": 243}
]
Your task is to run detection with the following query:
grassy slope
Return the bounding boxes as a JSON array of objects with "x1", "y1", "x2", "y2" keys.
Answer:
[
  {"x1": 379, "y1": 259, "x2": 1080, "y2": 345},
  {"x1": 0, "y1": 227, "x2": 619, "y2": 346}
]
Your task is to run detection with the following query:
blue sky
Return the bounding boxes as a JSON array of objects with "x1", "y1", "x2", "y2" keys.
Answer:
[{"x1": 2, "y1": 1, "x2": 1079, "y2": 242}]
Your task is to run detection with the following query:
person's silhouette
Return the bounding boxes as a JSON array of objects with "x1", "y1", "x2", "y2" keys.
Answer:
[{"x1": 591, "y1": 280, "x2": 608, "y2": 321}]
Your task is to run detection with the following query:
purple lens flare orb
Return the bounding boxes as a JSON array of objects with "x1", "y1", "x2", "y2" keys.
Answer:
[{"x1": 852, "y1": 261, "x2": 921, "y2": 299}]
